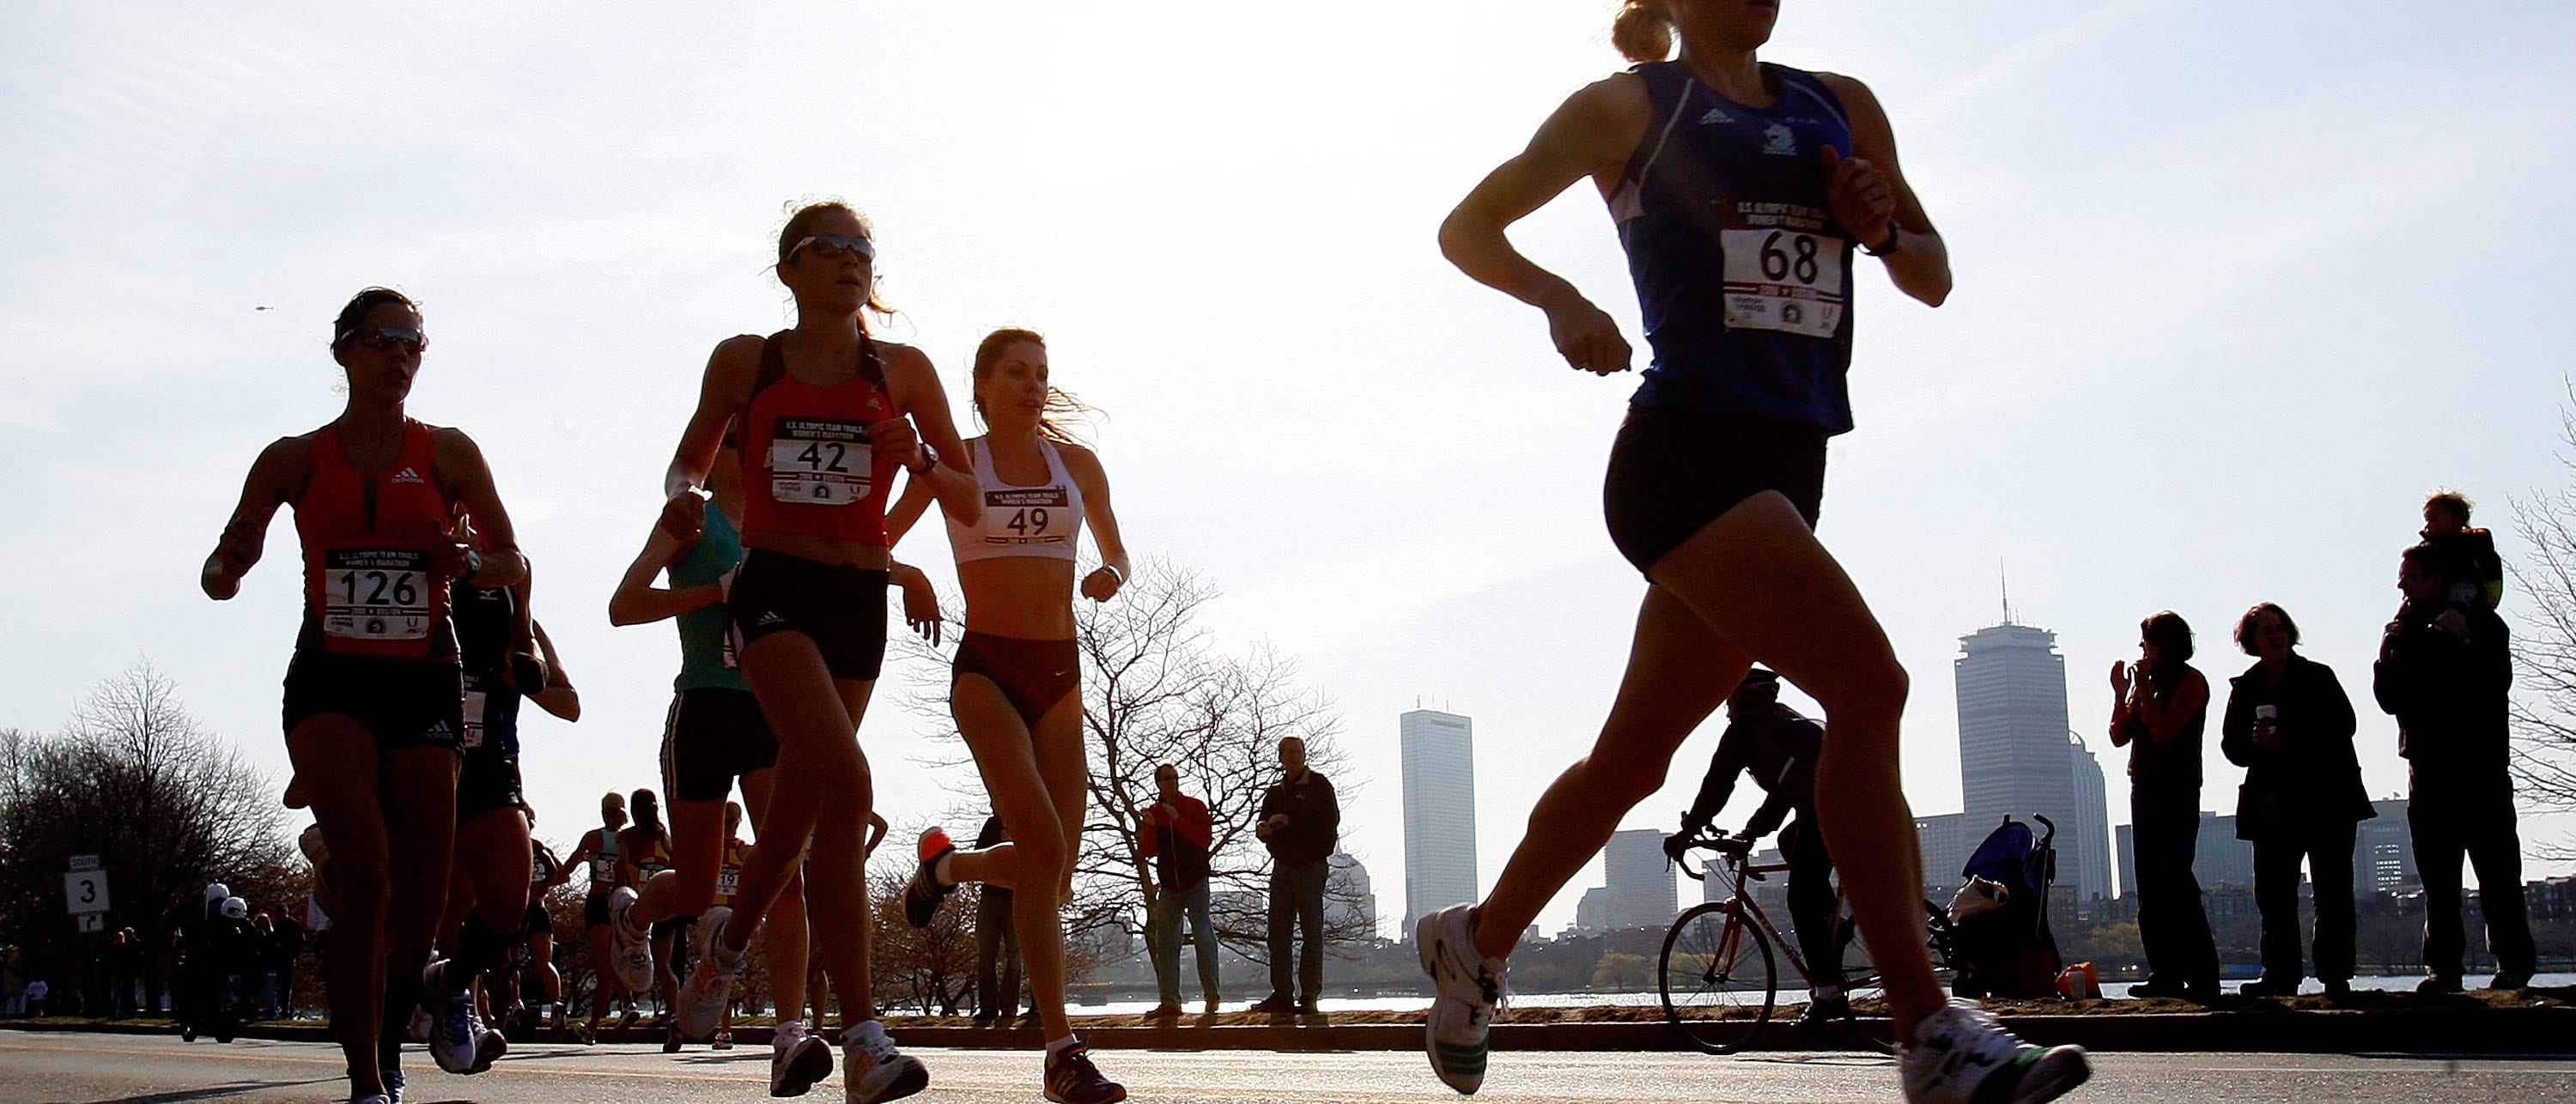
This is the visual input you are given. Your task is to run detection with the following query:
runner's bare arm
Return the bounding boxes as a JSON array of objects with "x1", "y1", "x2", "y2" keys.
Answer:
[
  {"x1": 883, "y1": 460, "x2": 939, "y2": 547},
  {"x1": 1062, "y1": 443, "x2": 1130, "y2": 603},
  {"x1": 880, "y1": 343, "x2": 984, "y2": 525},
  {"x1": 606, "y1": 521, "x2": 719, "y2": 627},
  {"x1": 661, "y1": 336, "x2": 762, "y2": 536},
  {"x1": 430, "y1": 427, "x2": 528, "y2": 588},
  {"x1": 1816, "y1": 73, "x2": 1949, "y2": 307},
  {"x1": 1440, "y1": 75, "x2": 1653, "y2": 375},
  {"x1": 204, "y1": 436, "x2": 309, "y2": 599},
  {"x1": 528, "y1": 621, "x2": 580, "y2": 721}
]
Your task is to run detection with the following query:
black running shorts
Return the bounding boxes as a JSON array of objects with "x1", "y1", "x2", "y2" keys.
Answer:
[
  {"x1": 1601, "y1": 405, "x2": 1827, "y2": 576},
  {"x1": 583, "y1": 892, "x2": 611, "y2": 929},
  {"x1": 659, "y1": 688, "x2": 781, "y2": 804},
  {"x1": 726, "y1": 549, "x2": 889, "y2": 681},
  {"x1": 457, "y1": 746, "x2": 526, "y2": 825},
  {"x1": 281, "y1": 649, "x2": 466, "y2": 753}
]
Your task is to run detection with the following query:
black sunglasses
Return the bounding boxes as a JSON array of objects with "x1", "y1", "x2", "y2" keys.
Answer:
[
  {"x1": 787, "y1": 234, "x2": 875, "y2": 263},
  {"x1": 339, "y1": 325, "x2": 426, "y2": 354}
]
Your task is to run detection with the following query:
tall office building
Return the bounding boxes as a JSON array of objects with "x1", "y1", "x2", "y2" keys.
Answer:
[
  {"x1": 1603, "y1": 828, "x2": 1678, "y2": 930},
  {"x1": 2067, "y1": 735, "x2": 2113, "y2": 901},
  {"x1": 1915, "y1": 812, "x2": 1969, "y2": 897},
  {"x1": 1400, "y1": 708, "x2": 1479, "y2": 932},
  {"x1": 1954, "y1": 616, "x2": 2112, "y2": 906},
  {"x1": 2354, "y1": 798, "x2": 2419, "y2": 895}
]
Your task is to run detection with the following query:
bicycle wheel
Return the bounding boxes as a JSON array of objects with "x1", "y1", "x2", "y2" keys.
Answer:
[
  {"x1": 1659, "y1": 900, "x2": 1777, "y2": 1054},
  {"x1": 1843, "y1": 899, "x2": 1961, "y2": 1054}
]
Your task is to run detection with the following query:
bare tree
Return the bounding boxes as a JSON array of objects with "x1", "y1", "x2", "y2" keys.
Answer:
[
  {"x1": 2512, "y1": 397, "x2": 2576, "y2": 859},
  {"x1": 866, "y1": 860, "x2": 977, "y2": 1016},
  {"x1": 895, "y1": 557, "x2": 1369, "y2": 984},
  {"x1": 0, "y1": 662, "x2": 290, "y2": 1013}
]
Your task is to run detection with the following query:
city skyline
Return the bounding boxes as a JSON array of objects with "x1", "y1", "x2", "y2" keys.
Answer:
[{"x1": 1955, "y1": 618, "x2": 2116, "y2": 904}]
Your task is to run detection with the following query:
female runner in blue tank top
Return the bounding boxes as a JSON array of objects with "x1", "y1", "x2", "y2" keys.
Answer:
[
  {"x1": 884, "y1": 328, "x2": 1132, "y2": 1104},
  {"x1": 1413, "y1": 5, "x2": 2087, "y2": 1104}
]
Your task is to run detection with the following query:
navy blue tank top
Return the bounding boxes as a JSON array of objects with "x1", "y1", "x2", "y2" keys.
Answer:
[
  {"x1": 1615, "y1": 61, "x2": 1858, "y2": 433},
  {"x1": 453, "y1": 580, "x2": 522, "y2": 756}
]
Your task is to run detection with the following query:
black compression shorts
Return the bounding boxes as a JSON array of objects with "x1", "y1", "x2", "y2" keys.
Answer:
[
  {"x1": 281, "y1": 649, "x2": 466, "y2": 753},
  {"x1": 457, "y1": 747, "x2": 525, "y2": 824},
  {"x1": 1601, "y1": 405, "x2": 1827, "y2": 576},
  {"x1": 659, "y1": 688, "x2": 780, "y2": 804},
  {"x1": 726, "y1": 549, "x2": 889, "y2": 681}
]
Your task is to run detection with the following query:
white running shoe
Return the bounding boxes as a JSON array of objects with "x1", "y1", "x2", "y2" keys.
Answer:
[
  {"x1": 676, "y1": 920, "x2": 743, "y2": 1042},
  {"x1": 770, "y1": 1018, "x2": 835, "y2": 1097},
  {"x1": 1416, "y1": 903, "x2": 1506, "y2": 1095},
  {"x1": 1900, "y1": 998, "x2": 2091, "y2": 1103},
  {"x1": 841, "y1": 1021, "x2": 928, "y2": 1103},
  {"x1": 418, "y1": 960, "x2": 505, "y2": 1075},
  {"x1": 607, "y1": 887, "x2": 656, "y2": 996}
]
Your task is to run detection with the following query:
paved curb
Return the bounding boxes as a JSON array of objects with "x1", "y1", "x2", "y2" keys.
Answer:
[{"x1": 10, "y1": 1006, "x2": 2575, "y2": 1053}]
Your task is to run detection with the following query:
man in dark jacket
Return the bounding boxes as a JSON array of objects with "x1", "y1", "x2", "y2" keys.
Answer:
[
  {"x1": 2220, "y1": 602, "x2": 2372, "y2": 998},
  {"x1": 1253, "y1": 736, "x2": 1338, "y2": 1014},
  {"x1": 2375, "y1": 542, "x2": 2534, "y2": 992},
  {"x1": 1662, "y1": 669, "x2": 1842, "y2": 1022}
]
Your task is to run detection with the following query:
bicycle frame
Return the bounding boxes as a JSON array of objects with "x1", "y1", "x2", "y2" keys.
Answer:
[{"x1": 1682, "y1": 843, "x2": 1842, "y2": 992}]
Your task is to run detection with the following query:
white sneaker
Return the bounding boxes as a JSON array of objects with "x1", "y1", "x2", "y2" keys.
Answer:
[
  {"x1": 1900, "y1": 998, "x2": 2091, "y2": 1103},
  {"x1": 841, "y1": 1021, "x2": 928, "y2": 1103},
  {"x1": 1416, "y1": 903, "x2": 1506, "y2": 1095},
  {"x1": 675, "y1": 918, "x2": 742, "y2": 1042},
  {"x1": 418, "y1": 960, "x2": 505, "y2": 1075},
  {"x1": 770, "y1": 1018, "x2": 835, "y2": 1097},
  {"x1": 607, "y1": 887, "x2": 656, "y2": 996}
]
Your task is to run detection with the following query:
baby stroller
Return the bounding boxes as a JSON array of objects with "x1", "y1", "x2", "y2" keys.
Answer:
[{"x1": 1947, "y1": 815, "x2": 2063, "y2": 998}]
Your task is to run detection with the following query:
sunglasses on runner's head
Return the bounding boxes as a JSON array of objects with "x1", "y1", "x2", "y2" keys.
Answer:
[
  {"x1": 787, "y1": 234, "x2": 875, "y2": 263},
  {"x1": 338, "y1": 325, "x2": 426, "y2": 354}
]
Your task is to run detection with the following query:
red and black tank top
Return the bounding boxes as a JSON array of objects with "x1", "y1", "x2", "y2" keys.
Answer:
[
  {"x1": 294, "y1": 419, "x2": 456, "y2": 659},
  {"x1": 737, "y1": 330, "x2": 901, "y2": 543}
]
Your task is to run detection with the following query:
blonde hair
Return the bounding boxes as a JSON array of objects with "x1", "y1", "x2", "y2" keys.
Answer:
[{"x1": 1613, "y1": 0, "x2": 1674, "y2": 62}]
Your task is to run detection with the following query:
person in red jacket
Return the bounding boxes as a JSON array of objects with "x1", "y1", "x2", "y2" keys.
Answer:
[
  {"x1": 1139, "y1": 763, "x2": 1218, "y2": 1017},
  {"x1": 2108, "y1": 610, "x2": 2219, "y2": 1001}
]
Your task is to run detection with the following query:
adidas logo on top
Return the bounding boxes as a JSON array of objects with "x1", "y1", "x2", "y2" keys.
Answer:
[
  {"x1": 1698, "y1": 107, "x2": 1733, "y2": 125},
  {"x1": 392, "y1": 467, "x2": 426, "y2": 484}
]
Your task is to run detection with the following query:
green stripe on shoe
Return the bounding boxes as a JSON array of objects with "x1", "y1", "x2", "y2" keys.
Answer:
[
  {"x1": 1434, "y1": 1040, "x2": 1488, "y2": 1074},
  {"x1": 1968, "y1": 1047, "x2": 2045, "y2": 1104}
]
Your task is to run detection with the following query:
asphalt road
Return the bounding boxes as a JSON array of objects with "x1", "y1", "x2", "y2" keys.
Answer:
[{"x1": 3, "y1": 1032, "x2": 2573, "y2": 1103}]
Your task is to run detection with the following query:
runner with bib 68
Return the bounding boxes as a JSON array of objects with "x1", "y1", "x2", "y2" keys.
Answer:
[{"x1": 1415, "y1": 3, "x2": 2089, "y2": 1101}]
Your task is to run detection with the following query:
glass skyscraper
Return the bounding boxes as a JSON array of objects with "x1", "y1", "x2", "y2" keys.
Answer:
[{"x1": 1400, "y1": 708, "x2": 1479, "y2": 933}]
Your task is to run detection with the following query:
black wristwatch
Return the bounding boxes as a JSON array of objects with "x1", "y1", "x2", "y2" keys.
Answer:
[
  {"x1": 1862, "y1": 222, "x2": 1902, "y2": 257},
  {"x1": 908, "y1": 441, "x2": 939, "y2": 476}
]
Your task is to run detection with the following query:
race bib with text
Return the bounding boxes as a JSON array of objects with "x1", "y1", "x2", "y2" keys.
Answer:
[
  {"x1": 1719, "y1": 202, "x2": 1845, "y2": 339},
  {"x1": 323, "y1": 549, "x2": 432, "y2": 641},
  {"x1": 768, "y1": 417, "x2": 872, "y2": 506}
]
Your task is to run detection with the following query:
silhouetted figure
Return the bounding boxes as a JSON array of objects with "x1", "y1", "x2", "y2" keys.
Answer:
[
  {"x1": 970, "y1": 815, "x2": 1023, "y2": 1024},
  {"x1": 2109, "y1": 610, "x2": 2219, "y2": 1001},
  {"x1": 2420, "y1": 489, "x2": 2503, "y2": 613},
  {"x1": 2220, "y1": 603, "x2": 2370, "y2": 998},
  {"x1": 1253, "y1": 736, "x2": 1337, "y2": 1015},
  {"x1": 2376, "y1": 542, "x2": 2534, "y2": 992}
]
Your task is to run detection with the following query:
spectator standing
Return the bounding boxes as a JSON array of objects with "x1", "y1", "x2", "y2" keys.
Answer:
[
  {"x1": 2220, "y1": 603, "x2": 2371, "y2": 999},
  {"x1": 24, "y1": 978, "x2": 47, "y2": 1018},
  {"x1": 250, "y1": 913, "x2": 277, "y2": 1019},
  {"x1": 2376, "y1": 542, "x2": 2536, "y2": 992},
  {"x1": 969, "y1": 814, "x2": 1023, "y2": 1026},
  {"x1": 270, "y1": 911, "x2": 304, "y2": 1018},
  {"x1": 1252, "y1": 736, "x2": 1338, "y2": 1015},
  {"x1": 2109, "y1": 610, "x2": 2221, "y2": 1001},
  {"x1": 1140, "y1": 763, "x2": 1219, "y2": 1016}
]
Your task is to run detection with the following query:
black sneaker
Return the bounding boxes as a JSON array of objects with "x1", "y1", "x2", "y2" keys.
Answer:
[
  {"x1": 1043, "y1": 1043, "x2": 1127, "y2": 1104},
  {"x1": 1795, "y1": 993, "x2": 1850, "y2": 1028},
  {"x1": 903, "y1": 828, "x2": 957, "y2": 929},
  {"x1": 1247, "y1": 993, "x2": 1296, "y2": 1016}
]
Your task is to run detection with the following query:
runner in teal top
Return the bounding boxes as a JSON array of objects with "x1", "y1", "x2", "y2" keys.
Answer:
[{"x1": 669, "y1": 506, "x2": 750, "y2": 694}]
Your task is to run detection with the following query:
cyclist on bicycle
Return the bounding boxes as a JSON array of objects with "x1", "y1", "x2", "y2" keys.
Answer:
[{"x1": 1663, "y1": 667, "x2": 1842, "y2": 1025}]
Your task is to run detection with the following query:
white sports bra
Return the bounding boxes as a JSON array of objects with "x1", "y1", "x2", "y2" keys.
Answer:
[{"x1": 946, "y1": 436, "x2": 1084, "y2": 564}]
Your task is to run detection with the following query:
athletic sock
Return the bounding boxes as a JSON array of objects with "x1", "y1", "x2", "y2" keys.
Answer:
[
  {"x1": 1044, "y1": 1034, "x2": 1081, "y2": 1058},
  {"x1": 452, "y1": 913, "x2": 513, "y2": 986},
  {"x1": 933, "y1": 852, "x2": 956, "y2": 887}
]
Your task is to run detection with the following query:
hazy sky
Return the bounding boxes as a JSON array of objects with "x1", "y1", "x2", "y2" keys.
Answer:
[{"x1": 5, "y1": 1, "x2": 2573, "y2": 939}]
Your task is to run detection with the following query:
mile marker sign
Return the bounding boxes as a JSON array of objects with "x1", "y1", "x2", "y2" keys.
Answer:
[{"x1": 64, "y1": 867, "x2": 109, "y2": 916}]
